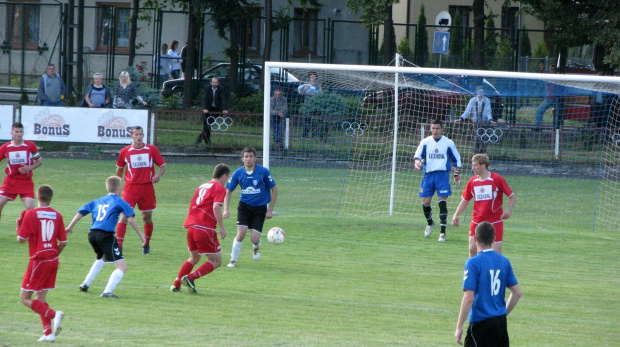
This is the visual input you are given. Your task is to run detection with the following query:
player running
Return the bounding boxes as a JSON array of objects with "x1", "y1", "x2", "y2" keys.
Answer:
[
  {"x1": 0, "y1": 122, "x2": 42, "y2": 224},
  {"x1": 115, "y1": 126, "x2": 166, "y2": 254},
  {"x1": 452, "y1": 154, "x2": 516, "y2": 257},
  {"x1": 170, "y1": 164, "x2": 230, "y2": 294},
  {"x1": 17, "y1": 185, "x2": 66, "y2": 342},
  {"x1": 224, "y1": 147, "x2": 278, "y2": 268},
  {"x1": 413, "y1": 119, "x2": 462, "y2": 242},
  {"x1": 66, "y1": 176, "x2": 145, "y2": 298}
]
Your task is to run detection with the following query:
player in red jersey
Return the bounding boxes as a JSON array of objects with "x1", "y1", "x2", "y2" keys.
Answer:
[
  {"x1": 17, "y1": 185, "x2": 67, "y2": 342},
  {"x1": 170, "y1": 163, "x2": 230, "y2": 294},
  {"x1": 452, "y1": 154, "x2": 516, "y2": 257},
  {"x1": 0, "y1": 122, "x2": 42, "y2": 223},
  {"x1": 115, "y1": 126, "x2": 166, "y2": 255}
]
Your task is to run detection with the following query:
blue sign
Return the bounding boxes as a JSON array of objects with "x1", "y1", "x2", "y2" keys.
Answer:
[{"x1": 433, "y1": 32, "x2": 450, "y2": 54}]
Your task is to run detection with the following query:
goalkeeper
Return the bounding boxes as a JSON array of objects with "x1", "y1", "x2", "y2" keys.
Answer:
[{"x1": 413, "y1": 119, "x2": 462, "y2": 242}]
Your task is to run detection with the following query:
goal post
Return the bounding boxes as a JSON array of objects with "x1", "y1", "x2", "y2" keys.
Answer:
[{"x1": 263, "y1": 60, "x2": 620, "y2": 229}]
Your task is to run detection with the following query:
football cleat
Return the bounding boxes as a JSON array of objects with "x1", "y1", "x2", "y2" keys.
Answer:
[
  {"x1": 142, "y1": 245, "x2": 150, "y2": 255},
  {"x1": 424, "y1": 223, "x2": 434, "y2": 237},
  {"x1": 37, "y1": 334, "x2": 55, "y2": 342},
  {"x1": 170, "y1": 285, "x2": 180, "y2": 292},
  {"x1": 253, "y1": 245, "x2": 261, "y2": 261},
  {"x1": 100, "y1": 292, "x2": 120, "y2": 298},
  {"x1": 227, "y1": 261, "x2": 237, "y2": 268},
  {"x1": 181, "y1": 275, "x2": 197, "y2": 294},
  {"x1": 79, "y1": 284, "x2": 89, "y2": 292},
  {"x1": 438, "y1": 233, "x2": 446, "y2": 242}
]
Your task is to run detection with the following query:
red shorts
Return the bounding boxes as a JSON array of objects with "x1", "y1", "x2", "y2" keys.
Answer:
[
  {"x1": 21, "y1": 257, "x2": 59, "y2": 292},
  {"x1": 469, "y1": 220, "x2": 504, "y2": 242},
  {"x1": 0, "y1": 176, "x2": 35, "y2": 200},
  {"x1": 122, "y1": 183, "x2": 156, "y2": 211},
  {"x1": 187, "y1": 226, "x2": 221, "y2": 255}
]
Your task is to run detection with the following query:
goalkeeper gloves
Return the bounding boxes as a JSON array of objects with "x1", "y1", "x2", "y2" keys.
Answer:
[{"x1": 453, "y1": 172, "x2": 461, "y2": 188}]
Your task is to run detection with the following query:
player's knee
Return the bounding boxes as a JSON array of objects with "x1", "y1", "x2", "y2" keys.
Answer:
[
  {"x1": 116, "y1": 260, "x2": 128, "y2": 273},
  {"x1": 211, "y1": 258, "x2": 222, "y2": 268}
]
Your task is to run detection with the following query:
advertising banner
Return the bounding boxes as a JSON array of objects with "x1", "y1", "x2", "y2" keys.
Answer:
[
  {"x1": 20, "y1": 106, "x2": 149, "y2": 144},
  {"x1": 0, "y1": 105, "x2": 15, "y2": 140}
]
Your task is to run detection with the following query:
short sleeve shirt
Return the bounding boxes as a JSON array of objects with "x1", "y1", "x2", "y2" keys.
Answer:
[
  {"x1": 0, "y1": 141, "x2": 41, "y2": 179},
  {"x1": 17, "y1": 207, "x2": 67, "y2": 260},
  {"x1": 413, "y1": 136, "x2": 461, "y2": 173},
  {"x1": 462, "y1": 172, "x2": 514, "y2": 223},
  {"x1": 183, "y1": 180, "x2": 226, "y2": 230},
  {"x1": 117, "y1": 144, "x2": 166, "y2": 185},
  {"x1": 463, "y1": 249, "x2": 518, "y2": 323},
  {"x1": 226, "y1": 165, "x2": 276, "y2": 207},
  {"x1": 78, "y1": 194, "x2": 135, "y2": 232}
]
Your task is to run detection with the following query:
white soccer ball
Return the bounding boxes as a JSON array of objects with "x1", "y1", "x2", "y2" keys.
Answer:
[{"x1": 267, "y1": 227, "x2": 285, "y2": 245}]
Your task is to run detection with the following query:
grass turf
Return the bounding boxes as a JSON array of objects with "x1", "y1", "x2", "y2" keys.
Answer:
[{"x1": 0, "y1": 158, "x2": 618, "y2": 346}]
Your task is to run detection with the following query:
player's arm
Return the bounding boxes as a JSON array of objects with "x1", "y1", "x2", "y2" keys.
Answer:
[
  {"x1": 19, "y1": 156, "x2": 42, "y2": 174},
  {"x1": 506, "y1": 284, "x2": 522, "y2": 315},
  {"x1": 213, "y1": 202, "x2": 226, "y2": 239},
  {"x1": 115, "y1": 166, "x2": 124, "y2": 178},
  {"x1": 223, "y1": 189, "x2": 233, "y2": 219},
  {"x1": 57, "y1": 241, "x2": 67, "y2": 255},
  {"x1": 152, "y1": 163, "x2": 166, "y2": 183},
  {"x1": 451, "y1": 199, "x2": 470, "y2": 227},
  {"x1": 65, "y1": 212, "x2": 86, "y2": 235},
  {"x1": 455, "y1": 289, "x2": 474, "y2": 345},
  {"x1": 502, "y1": 194, "x2": 516, "y2": 220},
  {"x1": 17, "y1": 235, "x2": 27, "y2": 243},
  {"x1": 126, "y1": 215, "x2": 146, "y2": 245},
  {"x1": 266, "y1": 185, "x2": 278, "y2": 219}
]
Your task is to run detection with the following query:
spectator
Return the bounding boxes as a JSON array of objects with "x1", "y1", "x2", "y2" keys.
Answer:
[
  {"x1": 153, "y1": 43, "x2": 172, "y2": 90},
  {"x1": 37, "y1": 64, "x2": 66, "y2": 106},
  {"x1": 270, "y1": 88, "x2": 288, "y2": 148},
  {"x1": 168, "y1": 40, "x2": 182, "y2": 79},
  {"x1": 82, "y1": 73, "x2": 111, "y2": 108},
  {"x1": 113, "y1": 71, "x2": 148, "y2": 109},
  {"x1": 535, "y1": 64, "x2": 557, "y2": 126},
  {"x1": 196, "y1": 77, "x2": 228, "y2": 145},
  {"x1": 297, "y1": 71, "x2": 324, "y2": 140}
]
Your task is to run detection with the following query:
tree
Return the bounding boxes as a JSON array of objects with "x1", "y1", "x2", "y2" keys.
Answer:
[
  {"x1": 519, "y1": 24, "x2": 532, "y2": 58},
  {"x1": 345, "y1": 0, "x2": 400, "y2": 64},
  {"x1": 128, "y1": 0, "x2": 140, "y2": 66},
  {"x1": 520, "y1": 0, "x2": 620, "y2": 71},
  {"x1": 483, "y1": 10, "x2": 498, "y2": 69},
  {"x1": 415, "y1": 4, "x2": 429, "y2": 66},
  {"x1": 471, "y1": 0, "x2": 485, "y2": 69},
  {"x1": 450, "y1": 9, "x2": 464, "y2": 67},
  {"x1": 397, "y1": 37, "x2": 413, "y2": 60}
]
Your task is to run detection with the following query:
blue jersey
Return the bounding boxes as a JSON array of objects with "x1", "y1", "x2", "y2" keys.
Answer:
[
  {"x1": 226, "y1": 164, "x2": 276, "y2": 207},
  {"x1": 462, "y1": 249, "x2": 518, "y2": 323},
  {"x1": 77, "y1": 194, "x2": 135, "y2": 233},
  {"x1": 414, "y1": 135, "x2": 461, "y2": 173}
]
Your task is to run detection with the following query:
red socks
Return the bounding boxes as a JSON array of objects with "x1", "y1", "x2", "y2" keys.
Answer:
[
  {"x1": 116, "y1": 223, "x2": 127, "y2": 247},
  {"x1": 144, "y1": 223, "x2": 154, "y2": 246},
  {"x1": 174, "y1": 261, "x2": 195, "y2": 288},
  {"x1": 189, "y1": 262, "x2": 215, "y2": 281},
  {"x1": 31, "y1": 300, "x2": 54, "y2": 335}
]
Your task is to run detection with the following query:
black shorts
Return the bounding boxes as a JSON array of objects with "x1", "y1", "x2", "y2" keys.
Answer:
[
  {"x1": 88, "y1": 230, "x2": 124, "y2": 263},
  {"x1": 465, "y1": 315, "x2": 509, "y2": 347},
  {"x1": 236, "y1": 201, "x2": 267, "y2": 233}
]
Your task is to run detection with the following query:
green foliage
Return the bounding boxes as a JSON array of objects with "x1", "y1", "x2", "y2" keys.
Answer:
[
  {"x1": 483, "y1": 11, "x2": 498, "y2": 68},
  {"x1": 64, "y1": 94, "x2": 78, "y2": 107},
  {"x1": 299, "y1": 92, "x2": 357, "y2": 119},
  {"x1": 345, "y1": 0, "x2": 399, "y2": 28},
  {"x1": 462, "y1": 38, "x2": 474, "y2": 69},
  {"x1": 491, "y1": 36, "x2": 514, "y2": 71},
  {"x1": 449, "y1": 9, "x2": 463, "y2": 59},
  {"x1": 397, "y1": 37, "x2": 413, "y2": 59},
  {"x1": 19, "y1": 91, "x2": 29, "y2": 105},
  {"x1": 415, "y1": 3, "x2": 429, "y2": 66},
  {"x1": 533, "y1": 40, "x2": 549, "y2": 58},
  {"x1": 229, "y1": 92, "x2": 264, "y2": 114},
  {"x1": 159, "y1": 94, "x2": 184, "y2": 110},
  {"x1": 519, "y1": 24, "x2": 532, "y2": 58}
]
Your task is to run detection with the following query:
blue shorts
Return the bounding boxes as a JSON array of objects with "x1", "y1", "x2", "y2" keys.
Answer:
[{"x1": 419, "y1": 171, "x2": 452, "y2": 198}]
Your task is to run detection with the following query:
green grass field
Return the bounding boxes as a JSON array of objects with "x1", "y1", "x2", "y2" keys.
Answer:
[{"x1": 0, "y1": 158, "x2": 618, "y2": 346}]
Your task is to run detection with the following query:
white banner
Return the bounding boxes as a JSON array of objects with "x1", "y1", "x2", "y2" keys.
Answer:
[
  {"x1": 0, "y1": 105, "x2": 15, "y2": 140},
  {"x1": 20, "y1": 106, "x2": 149, "y2": 144}
]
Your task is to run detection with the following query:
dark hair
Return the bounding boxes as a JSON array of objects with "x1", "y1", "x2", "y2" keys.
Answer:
[
  {"x1": 309, "y1": 71, "x2": 317, "y2": 77},
  {"x1": 37, "y1": 185, "x2": 54, "y2": 203},
  {"x1": 12, "y1": 122, "x2": 24, "y2": 130},
  {"x1": 475, "y1": 221, "x2": 495, "y2": 246},
  {"x1": 169, "y1": 40, "x2": 179, "y2": 50},
  {"x1": 241, "y1": 146, "x2": 256, "y2": 157},
  {"x1": 131, "y1": 126, "x2": 143, "y2": 134},
  {"x1": 431, "y1": 119, "x2": 443, "y2": 128},
  {"x1": 213, "y1": 163, "x2": 231, "y2": 179}
]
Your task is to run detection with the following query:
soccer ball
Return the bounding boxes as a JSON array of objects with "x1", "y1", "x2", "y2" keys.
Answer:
[{"x1": 267, "y1": 227, "x2": 285, "y2": 245}]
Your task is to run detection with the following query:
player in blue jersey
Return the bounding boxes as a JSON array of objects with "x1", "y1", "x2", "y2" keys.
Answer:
[
  {"x1": 66, "y1": 176, "x2": 145, "y2": 298},
  {"x1": 413, "y1": 119, "x2": 462, "y2": 241},
  {"x1": 455, "y1": 221, "x2": 521, "y2": 346},
  {"x1": 223, "y1": 147, "x2": 278, "y2": 268}
]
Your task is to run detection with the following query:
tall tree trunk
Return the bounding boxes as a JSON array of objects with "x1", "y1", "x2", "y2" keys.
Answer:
[
  {"x1": 262, "y1": 0, "x2": 273, "y2": 87},
  {"x1": 229, "y1": 21, "x2": 240, "y2": 106},
  {"x1": 128, "y1": 0, "x2": 139, "y2": 67},
  {"x1": 383, "y1": 3, "x2": 394, "y2": 64},
  {"x1": 184, "y1": 1, "x2": 199, "y2": 108},
  {"x1": 472, "y1": 0, "x2": 485, "y2": 69}
]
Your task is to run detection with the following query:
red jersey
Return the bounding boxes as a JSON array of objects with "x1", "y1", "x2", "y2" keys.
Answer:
[
  {"x1": 17, "y1": 207, "x2": 67, "y2": 260},
  {"x1": 183, "y1": 180, "x2": 226, "y2": 230},
  {"x1": 0, "y1": 140, "x2": 41, "y2": 180},
  {"x1": 117, "y1": 144, "x2": 165, "y2": 185},
  {"x1": 462, "y1": 172, "x2": 514, "y2": 223}
]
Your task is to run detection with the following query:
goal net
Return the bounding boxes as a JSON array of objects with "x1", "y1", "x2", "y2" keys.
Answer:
[{"x1": 263, "y1": 60, "x2": 620, "y2": 230}]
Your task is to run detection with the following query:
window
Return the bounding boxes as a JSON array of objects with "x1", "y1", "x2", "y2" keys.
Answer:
[
  {"x1": 5, "y1": 0, "x2": 40, "y2": 49},
  {"x1": 96, "y1": 3, "x2": 130, "y2": 51},
  {"x1": 245, "y1": 8, "x2": 262, "y2": 56},
  {"x1": 293, "y1": 8, "x2": 319, "y2": 57},
  {"x1": 501, "y1": 6, "x2": 519, "y2": 40}
]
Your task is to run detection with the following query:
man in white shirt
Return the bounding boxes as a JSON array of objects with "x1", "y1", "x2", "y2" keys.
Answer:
[{"x1": 456, "y1": 86, "x2": 496, "y2": 124}]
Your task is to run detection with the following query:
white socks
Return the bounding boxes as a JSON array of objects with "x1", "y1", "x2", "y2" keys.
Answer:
[
  {"x1": 231, "y1": 239, "x2": 243, "y2": 262},
  {"x1": 103, "y1": 269, "x2": 125, "y2": 294},
  {"x1": 83, "y1": 259, "x2": 105, "y2": 286}
]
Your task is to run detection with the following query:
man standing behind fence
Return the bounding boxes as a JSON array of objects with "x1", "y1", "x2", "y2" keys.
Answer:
[
  {"x1": 270, "y1": 88, "x2": 288, "y2": 148},
  {"x1": 196, "y1": 77, "x2": 228, "y2": 146},
  {"x1": 37, "y1": 64, "x2": 66, "y2": 106}
]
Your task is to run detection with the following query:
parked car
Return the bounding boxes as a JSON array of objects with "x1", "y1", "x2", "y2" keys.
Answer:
[{"x1": 160, "y1": 63, "x2": 299, "y2": 102}]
